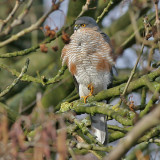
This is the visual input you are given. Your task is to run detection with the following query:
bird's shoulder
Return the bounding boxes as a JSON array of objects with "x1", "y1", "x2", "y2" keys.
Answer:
[{"x1": 99, "y1": 31, "x2": 111, "y2": 44}]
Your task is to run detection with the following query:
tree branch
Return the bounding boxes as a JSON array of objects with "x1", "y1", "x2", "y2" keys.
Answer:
[
  {"x1": 59, "y1": 102, "x2": 133, "y2": 126},
  {"x1": 0, "y1": 0, "x2": 21, "y2": 32},
  {"x1": 0, "y1": 1, "x2": 63, "y2": 48},
  {"x1": 96, "y1": 0, "x2": 113, "y2": 23},
  {"x1": 0, "y1": 58, "x2": 29, "y2": 97},
  {"x1": 104, "y1": 104, "x2": 160, "y2": 160},
  {"x1": 87, "y1": 68, "x2": 160, "y2": 102},
  {"x1": 0, "y1": 0, "x2": 33, "y2": 37},
  {"x1": 0, "y1": 64, "x2": 67, "y2": 85}
]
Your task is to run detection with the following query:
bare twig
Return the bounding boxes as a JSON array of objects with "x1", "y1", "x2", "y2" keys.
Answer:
[
  {"x1": 154, "y1": 0, "x2": 159, "y2": 23},
  {"x1": 121, "y1": 9, "x2": 151, "y2": 96},
  {"x1": 122, "y1": 43, "x2": 144, "y2": 96},
  {"x1": 77, "y1": 0, "x2": 92, "y2": 18},
  {"x1": 96, "y1": 0, "x2": 113, "y2": 23},
  {"x1": 0, "y1": 1, "x2": 63, "y2": 48},
  {"x1": 104, "y1": 104, "x2": 160, "y2": 160},
  {"x1": 121, "y1": 12, "x2": 158, "y2": 49},
  {"x1": 0, "y1": 58, "x2": 29, "y2": 97},
  {"x1": 0, "y1": 0, "x2": 21, "y2": 32},
  {"x1": 141, "y1": 87, "x2": 147, "y2": 106},
  {"x1": 113, "y1": 43, "x2": 144, "y2": 110},
  {"x1": 147, "y1": 47, "x2": 155, "y2": 69},
  {"x1": 153, "y1": 0, "x2": 160, "y2": 50},
  {"x1": 0, "y1": 0, "x2": 33, "y2": 37}
]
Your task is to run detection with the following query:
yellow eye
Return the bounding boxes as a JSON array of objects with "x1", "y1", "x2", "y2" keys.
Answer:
[{"x1": 81, "y1": 24, "x2": 86, "y2": 27}]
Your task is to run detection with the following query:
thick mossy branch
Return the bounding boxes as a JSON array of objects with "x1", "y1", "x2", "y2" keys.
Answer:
[
  {"x1": 0, "y1": 64, "x2": 67, "y2": 85},
  {"x1": 76, "y1": 142, "x2": 112, "y2": 152},
  {"x1": 109, "y1": 130, "x2": 125, "y2": 142},
  {"x1": 108, "y1": 125, "x2": 132, "y2": 133},
  {"x1": 59, "y1": 102, "x2": 133, "y2": 126},
  {"x1": 109, "y1": 125, "x2": 160, "y2": 143},
  {"x1": 105, "y1": 104, "x2": 160, "y2": 160},
  {"x1": 55, "y1": 89, "x2": 79, "y2": 111},
  {"x1": 59, "y1": 69, "x2": 160, "y2": 127},
  {"x1": 88, "y1": 68, "x2": 160, "y2": 102},
  {"x1": 62, "y1": 111, "x2": 103, "y2": 146},
  {"x1": 58, "y1": 68, "x2": 160, "y2": 105}
]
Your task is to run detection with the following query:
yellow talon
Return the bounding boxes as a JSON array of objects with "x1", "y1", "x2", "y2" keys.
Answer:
[
  {"x1": 88, "y1": 84, "x2": 94, "y2": 96},
  {"x1": 81, "y1": 95, "x2": 89, "y2": 103},
  {"x1": 82, "y1": 84, "x2": 94, "y2": 103}
]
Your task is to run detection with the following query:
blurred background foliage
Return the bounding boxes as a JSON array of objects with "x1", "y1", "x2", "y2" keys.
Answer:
[{"x1": 0, "y1": 0, "x2": 160, "y2": 159}]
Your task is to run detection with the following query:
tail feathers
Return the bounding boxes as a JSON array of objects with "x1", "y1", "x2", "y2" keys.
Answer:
[{"x1": 91, "y1": 113, "x2": 108, "y2": 144}]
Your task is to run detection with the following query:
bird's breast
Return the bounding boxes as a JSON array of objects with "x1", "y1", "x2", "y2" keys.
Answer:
[{"x1": 71, "y1": 29, "x2": 101, "y2": 54}]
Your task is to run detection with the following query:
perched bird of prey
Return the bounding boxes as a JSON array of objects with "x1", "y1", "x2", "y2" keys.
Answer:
[{"x1": 61, "y1": 16, "x2": 115, "y2": 144}]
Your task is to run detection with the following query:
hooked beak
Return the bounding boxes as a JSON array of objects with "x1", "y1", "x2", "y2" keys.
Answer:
[{"x1": 74, "y1": 24, "x2": 80, "y2": 31}]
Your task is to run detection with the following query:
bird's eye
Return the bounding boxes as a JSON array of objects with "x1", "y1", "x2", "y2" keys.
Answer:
[{"x1": 81, "y1": 24, "x2": 86, "y2": 27}]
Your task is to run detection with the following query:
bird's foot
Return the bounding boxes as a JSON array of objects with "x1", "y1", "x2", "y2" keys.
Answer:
[
  {"x1": 81, "y1": 95, "x2": 89, "y2": 103},
  {"x1": 88, "y1": 83, "x2": 94, "y2": 96},
  {"x1": 82, "y1": 84, "x2": 94, "y2": 103}
]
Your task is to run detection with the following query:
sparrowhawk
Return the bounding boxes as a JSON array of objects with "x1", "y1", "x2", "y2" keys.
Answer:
[{"x1": 61, "y1": 16, "x2": 115, "y2": 144}]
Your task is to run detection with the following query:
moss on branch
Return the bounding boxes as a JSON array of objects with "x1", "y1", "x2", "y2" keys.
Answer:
[
  {"x1": 96, "y1": 0, "x2": 114, "y2": 23},
  {"x1": 88, "y1": 68, "x2": 160, "y2": 102},
  {"x1": 60, "y1": 102, "x2": 133, "y2": 126},
  {"x1": 76, "y1": 142, "x2": 112, "y2": 152},
  {"x1": 0, "y1": 64, "x2": 67, "y2": 85},
  {"x1": 125, "y1": 142, "x2": 149, "y2": 160},
  {"x1": 58, "y1": 69, "x2": 160, "y2": 129},
  {"x1": 0, "y1": 58, "x2": 29, "y2": 97},
  {"x1": 58, "y1": 69, "x2": 160, "y2": 108},
  {"x1": 108, "y1": 125, "x2": 132, "y2": 133},
  {"x1": 138, "y1": 125, "x2": 160, "y2": 143},
  {"x1": 140, "y1": 85, "x2": 160, "y2": 118}
]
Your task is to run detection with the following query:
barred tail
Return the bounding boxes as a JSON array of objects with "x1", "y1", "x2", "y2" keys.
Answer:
[{"x1": 91, "y1": 113, "x2": 108, "y2": 145}]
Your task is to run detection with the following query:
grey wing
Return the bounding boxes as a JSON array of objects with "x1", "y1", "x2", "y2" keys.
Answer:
[
  {"x1": 100, "y1": 31, "x2": 111, "y2": 43},
  {"x1": 100, "y1": 31, "x2": 114, "y2": 52},
  {"x1": 100, "y1": 31, "x2": 118, "y2": 79}
]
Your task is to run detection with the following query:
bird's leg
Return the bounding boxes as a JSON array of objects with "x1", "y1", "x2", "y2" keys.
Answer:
[
  {"x1": 82, "y1": 96, "x2": 88, "y2": 103},
  {"x1": 88, "y1": 83, "x2": 94, "y2": 96},
  {"x1": 82, "y1": 84, "x2": 94, "y2": 103}
]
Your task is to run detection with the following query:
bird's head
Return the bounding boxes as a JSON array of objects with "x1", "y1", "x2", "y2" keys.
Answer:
[{"x1": 74, "y1": 16, "x2": 99, "y2": 32}]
